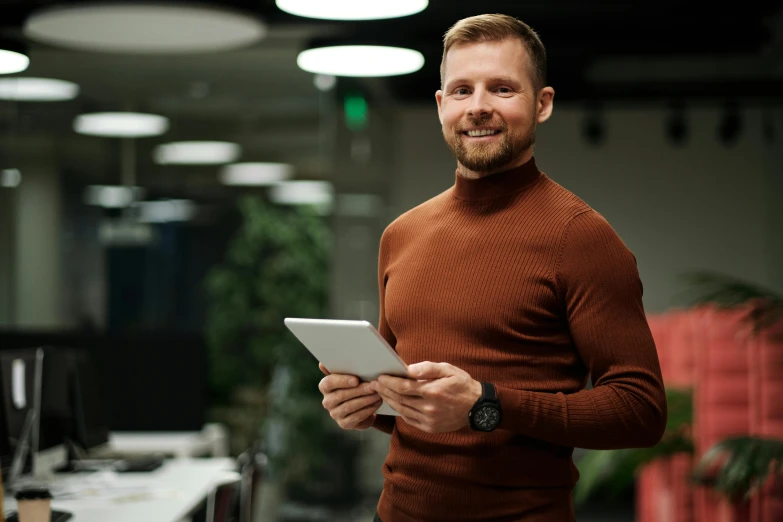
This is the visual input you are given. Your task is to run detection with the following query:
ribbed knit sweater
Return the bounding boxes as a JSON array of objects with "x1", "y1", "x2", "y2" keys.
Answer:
[{"x1": 372, "y1": 157, "x2": 667, "y2": 522}]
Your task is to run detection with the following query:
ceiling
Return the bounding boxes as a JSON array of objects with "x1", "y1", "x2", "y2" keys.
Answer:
[{"x1": 0, "y1": 0, "x2": 781, "y2": 193}]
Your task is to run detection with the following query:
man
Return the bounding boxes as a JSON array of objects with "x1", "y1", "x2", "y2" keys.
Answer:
[{"x1": 318, "y1": 13, "x2": 667, "y2": 522}]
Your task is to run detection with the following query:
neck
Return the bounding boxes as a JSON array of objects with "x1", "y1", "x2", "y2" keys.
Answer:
[
  {"x1": 452, "y1": 155, "x2": 541, "y2": 202},
  {"x1": 456, "y1": 148, "x2": 534, "y2": 180}
]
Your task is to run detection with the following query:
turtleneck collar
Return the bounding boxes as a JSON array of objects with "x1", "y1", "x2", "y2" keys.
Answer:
[{"x1": 452, "y1": 157, "x2": 542, "y2": 202}]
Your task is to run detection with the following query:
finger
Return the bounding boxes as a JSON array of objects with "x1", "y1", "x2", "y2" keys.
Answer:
[
  {"x1": 380, "y1": 393, "x2": 424, "y2": 421},
  {"x1": 323, "y1": 383, "x2": 379, "y2": 410},
  {"x1": 375, "y1": 375, "x2": 425, "y2": 397},
  {"x1": 407, "y1": 361, "x2": 454, "y2": 380},
  {"x1": 353, "y1": 413, "x2": 377, "y2": 431},
  {"x1": 376, "y1": 385, "x2": 423, "y2": 412},
  {"x1": 319, "y1": 362, "x2": 330, "y2": 376},
  {"x1": 341, "y1": 400, "x2": 384, "y2": 429},
  {"x1": 335, "y1": 383, "x2": 378, "y2": 402},
  {"x1": 334, "y1": 393, "x2": 383, "y2": 420},
  {"x1": 319, "y1": 374, "x2": 359, "y2": 394}
]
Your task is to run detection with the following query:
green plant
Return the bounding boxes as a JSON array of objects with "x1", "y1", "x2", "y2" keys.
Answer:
[
  {"x1": 691, "y1": 436, "x2": 783, "y2": 502},
  {"x1": 204, "y1": 195, "x2": 333, "y2": 482},
  {"x1": 677, "y1": 270, "x2": 783, "y2": 333}
]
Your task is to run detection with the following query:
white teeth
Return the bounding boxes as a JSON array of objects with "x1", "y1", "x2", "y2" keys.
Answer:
[{"x1": 466, "y1": 129, "x2": 499, "y2": 137}]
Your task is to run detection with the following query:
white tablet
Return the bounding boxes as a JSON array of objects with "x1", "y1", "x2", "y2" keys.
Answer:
[{"x1": 284, "y1": 318, "x2": 408, "y2": 416}]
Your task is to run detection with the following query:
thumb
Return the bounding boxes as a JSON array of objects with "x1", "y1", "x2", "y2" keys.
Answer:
[{"x1": 407, "y1": 361, "x2": 453, "y2": 379}]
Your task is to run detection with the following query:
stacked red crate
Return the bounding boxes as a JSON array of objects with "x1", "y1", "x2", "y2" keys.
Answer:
[
  {"x1": 637, "y1": 310, "x2": 696, "y2": 522},
  {"x1": 747, "y1": 316, "x2": 783, "y2": 522},
  {"x1": 691, "y1": 305, "x2": 752, "y2": 522},
  {"x1": 638, "y1": 305, "x2": 783, "y2": 522}
]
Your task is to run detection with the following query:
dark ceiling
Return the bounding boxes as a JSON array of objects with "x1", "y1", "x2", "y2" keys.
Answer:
[
  {"x1": 244, "y1": 0, "x2": 781, "y2": 102},
  {"x1": 1, "y1": 0, "x2": 782, "y2": 104}
]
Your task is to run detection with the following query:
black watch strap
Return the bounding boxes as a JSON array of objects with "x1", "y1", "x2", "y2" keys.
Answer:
[{"x1": 481, "y1": 382, "x2": 497, "y2": 402}]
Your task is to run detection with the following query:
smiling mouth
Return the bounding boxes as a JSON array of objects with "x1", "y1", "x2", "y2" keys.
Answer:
[{"x1": 463, "y1": 129, "x2": 501, "y2": 137}]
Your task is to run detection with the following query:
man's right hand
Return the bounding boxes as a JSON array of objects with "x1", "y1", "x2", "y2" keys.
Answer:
[{"x1": 318, "y1": 362, "x2": 383, "y2": 430}]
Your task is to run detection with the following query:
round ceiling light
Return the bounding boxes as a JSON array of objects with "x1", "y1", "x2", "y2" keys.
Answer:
[
  {"x1": 134, "y1": 199, "x2": 197, "y2": 223},
  {"x1": 154, "y1": 141, "x2": 242, "y2": 165},
  {"x1": 0, "y1": 49, "x2": 29, "y2": 75},
  {"x1": 74, "y1": 112, "x2": 169, "y2": 138},
  {"x1": 84, "y1": 185, "x2": 145, "y2": 208},
  {"x1": 219, "y1": 162, "x2": 294, "y2": 186},
  {"x1": 1, "y1": 169, "x2": 22, "y2": 188},
  {"x1": 297, "y1": 45, "x2": 424, "y2": 77},
  {"x1": 23, "y1": 3, "x2": 266, "y2": 54},
  {"x1": 0, "y1": 77, "x2": 79, "y2": 101},
  {"x1": 269, "y1": 180, "x2": 333, "y2": 206},
  {"x1": 276, "y1": 0, "x2": 427, "y2": 20}
]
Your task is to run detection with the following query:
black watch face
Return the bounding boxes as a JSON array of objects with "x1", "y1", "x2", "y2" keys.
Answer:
[{"x1": 474, "y1": 405, "x2": 500, "y2": 430}]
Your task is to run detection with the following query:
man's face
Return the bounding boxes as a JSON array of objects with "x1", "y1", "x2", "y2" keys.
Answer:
[{"x1": 436, "y1": 38, "x2": 552, "y2": 176}]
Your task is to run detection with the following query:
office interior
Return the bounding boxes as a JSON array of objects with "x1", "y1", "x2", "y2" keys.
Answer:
[{"x1": 0, "y1": 1, "x2": 782, "y2": 521}]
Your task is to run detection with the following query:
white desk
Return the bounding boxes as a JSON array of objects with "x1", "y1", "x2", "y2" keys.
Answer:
[
  {"x1": 103, "y1": 424, "x2": 229, "y2": 458},
  {"x1": 5, "y1": 458, "x2": 236, "y2": 522}
]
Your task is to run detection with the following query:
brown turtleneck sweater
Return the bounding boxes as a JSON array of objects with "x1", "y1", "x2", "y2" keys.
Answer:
[{"x1": 371, "y1": 158, "x2": 666, "y2": 522}]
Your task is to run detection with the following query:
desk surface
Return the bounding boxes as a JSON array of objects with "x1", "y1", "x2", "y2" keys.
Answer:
[
  {"x1": 5, "y1": 458, "x2": 236, "y2": 522},
  {"x1": 107, "y1": 432, "x2": 212, "y2": 457}
]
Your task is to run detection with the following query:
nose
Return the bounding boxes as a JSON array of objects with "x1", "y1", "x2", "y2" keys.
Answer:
[{"x1": 467, "y1": 87, "x2": 493, "y2": 120}]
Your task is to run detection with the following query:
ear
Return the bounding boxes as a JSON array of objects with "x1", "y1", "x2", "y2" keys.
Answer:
[
  {"x1": 536, "y1": 86, "x2": 555, "y2": 124},
  {"x1": 435, "y1": 90, "x2": 444, "y2": 124}
]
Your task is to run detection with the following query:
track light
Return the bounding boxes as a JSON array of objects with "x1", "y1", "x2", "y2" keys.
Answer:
[
  {"x1": 717, "y1": 100, "x2": 741, "y2": 146},
  {"x1": 665, "y1": 101, "x2": 688, "y2": 147},
  {"x1": 762, "y1": 112, "x2": 774, "y2": 145},
  {"x1": 582, "y1": 106, "x2": 605, "y2": 147}
]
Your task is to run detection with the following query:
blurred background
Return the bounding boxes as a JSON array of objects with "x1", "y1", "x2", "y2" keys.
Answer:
[{"x1": 0, "y1": 1, "x2": 782, "y2": 521}]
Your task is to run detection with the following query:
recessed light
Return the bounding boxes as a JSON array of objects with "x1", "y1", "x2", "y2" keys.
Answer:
[
  {"x1": 269, "y1": 180, "x2": 333, "y2": 206},
  {"x1": 276, "y1": 0, "x2": 427, "y2": 20},
  {"x1": 84, "y1": 185, "x2": 145, "y2": 208},
  {"x1": 0, "y1": 77, "x2": 79, "y2": 101},
  {"x1": 74, "y1": 112, "x2": 169, "y2": 138},
  {"x1": 24, "y1": 3, "x2": 266, "y2": 54},
  {"x1": 297, "y1": 45, "x2": 424, "y2": 77},
  {"x1": 133, "y1": 199, "x2": 196, "y2": 223},
  {"x1": 1, "y1": 168, "x2": 21, "y2": 188},
  {"x1": 154, "y1": 141, "x2": 241, "y2": 165},
  {"x1": 219, "y1": 162, "x2": 294, "y2": 186},
  {"x1": 0, "y1": 49, "x2": 29, "y2": 75}
]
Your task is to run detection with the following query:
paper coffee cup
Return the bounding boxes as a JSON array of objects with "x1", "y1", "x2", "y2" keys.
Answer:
[{"x1": 14, "y1": 488, "x2": 52, "y2": 522}]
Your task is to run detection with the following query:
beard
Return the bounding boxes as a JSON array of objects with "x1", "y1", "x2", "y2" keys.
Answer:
[{"x1": 443, "y1": 116, "x2": 536, "y2": 174}]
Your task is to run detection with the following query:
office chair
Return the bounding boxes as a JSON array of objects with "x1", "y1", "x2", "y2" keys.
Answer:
[
  {"x1": 205, "y1": 470, "x2": 242, "y2": 522},
  {"x1": 236, "y1": 442, "x2": 268, "y2": 522}
]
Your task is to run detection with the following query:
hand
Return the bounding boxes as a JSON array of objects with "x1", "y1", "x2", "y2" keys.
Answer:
[
  {"x1": 318, "y1": 363, "x2": 383, "y2": 431},
  {"x1": 371, "y1": 361, "x2": 482, "y2": 433}
]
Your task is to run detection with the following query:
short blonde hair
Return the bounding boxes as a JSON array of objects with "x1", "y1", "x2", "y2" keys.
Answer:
[{"x1": 440, "y1": 14, "x2": 547, "y2": 92}]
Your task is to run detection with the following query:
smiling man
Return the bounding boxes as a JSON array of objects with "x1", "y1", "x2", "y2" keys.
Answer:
[{"x1": 317, "y1": 13, "x2": 667, "y2": 522}]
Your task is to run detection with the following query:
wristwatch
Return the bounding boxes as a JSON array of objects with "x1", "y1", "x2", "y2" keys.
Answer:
[{"x1": 468, "y1": 382, "x2": 502, "y2": 432}]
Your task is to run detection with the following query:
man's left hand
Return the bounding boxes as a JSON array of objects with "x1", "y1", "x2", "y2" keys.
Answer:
[{"x1": 370, "y1": 361, "x2": 482, "y2": 433}]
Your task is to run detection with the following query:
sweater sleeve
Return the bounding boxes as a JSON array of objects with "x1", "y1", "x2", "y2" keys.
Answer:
[
  {"x1": 372, "y1": 226, "x2": 397, "y2": 435},
  {"x1": 495, "y1": 210, "x2": 667, "y2": 449}
]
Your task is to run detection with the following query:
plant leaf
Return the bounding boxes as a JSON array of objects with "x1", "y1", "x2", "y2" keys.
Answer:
[{"x1": 692, "y1": 437, "x2": 783, "y2": 501}]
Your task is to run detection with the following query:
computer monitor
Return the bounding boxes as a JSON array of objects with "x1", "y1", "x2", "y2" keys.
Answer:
[
  {"x1": 67, "y1": 348, "x2": 110, "y2": 453},
  {"x1": 34, "y1": 347, "x2": 72, "y2": 477},
  {"x1": 0, "y1": 348, "x2": 43, "y2": 483},
  {"x1": 2, "y1": 347, "x2": 111, "y2": 478}
]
